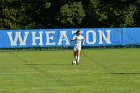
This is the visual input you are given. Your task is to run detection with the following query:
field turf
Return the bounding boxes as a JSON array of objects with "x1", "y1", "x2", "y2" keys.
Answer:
[{"x1": 0, "y1": 48, "x2": 140, "y2": 93}]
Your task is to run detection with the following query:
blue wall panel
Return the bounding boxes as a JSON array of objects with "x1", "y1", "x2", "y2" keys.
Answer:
[{"x1": 0, "y1": 28, "x2": 139, "y2": 48}]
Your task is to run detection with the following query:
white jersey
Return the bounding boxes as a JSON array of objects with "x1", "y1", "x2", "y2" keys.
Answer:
[{"x1": 72, "y1": 35, "x2": 84, "y2": 47}]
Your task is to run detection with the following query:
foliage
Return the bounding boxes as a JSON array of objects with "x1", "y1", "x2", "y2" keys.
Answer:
[
  {"x1": 0, "y1": 0, "x2": 139, "y2": 29},
  {"x1": 59, "y1": 2, "x2": 85, "y2": 27}
]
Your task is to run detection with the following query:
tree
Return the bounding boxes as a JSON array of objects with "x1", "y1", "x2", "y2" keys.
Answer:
[
  {"x1": 87, "y1": 0, "x2": 139, "y2": 27},
  {"x1": 59, "y1": 2, "x2": 85, "y2": 27},
  {"x1": 0, "y1": 0, "x2": 139, "y2": 29},
  {"x1": 120, "y1": 4, "x2": 137, "y2": 27},
  {"x1": 0, "y1": 0, "x2": 51, "y2": 29}
]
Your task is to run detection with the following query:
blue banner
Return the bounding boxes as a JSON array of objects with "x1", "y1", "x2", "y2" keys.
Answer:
[
  {"x1": 0, "y1": 28, "x2": 140, "y2": 48},
  {"x1": 122, "y1": 28, "x2": 140, "y2": 45}
]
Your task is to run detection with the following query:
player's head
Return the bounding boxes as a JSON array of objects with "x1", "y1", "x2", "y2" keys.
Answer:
[{"x1": 75, "y1": 30, "x2": 81, "y2": 36}]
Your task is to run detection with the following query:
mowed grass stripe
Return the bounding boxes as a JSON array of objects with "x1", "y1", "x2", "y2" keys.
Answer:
[
  {"x1": 8, "y1": 51, "x2": 68, "y2": 87},
  {"x1": 0, "y1": 48, "x2": 140, "y2": 93}
]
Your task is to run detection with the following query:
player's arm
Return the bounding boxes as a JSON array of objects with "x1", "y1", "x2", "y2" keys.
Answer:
[
  {"x1": 71, "y1": 36, "x2": 77, "y2": 41},
  {"x1": 71, "y1": 39, "x2": 75, "y2": 41}
]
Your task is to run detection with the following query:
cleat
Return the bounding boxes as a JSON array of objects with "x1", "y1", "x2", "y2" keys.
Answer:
[
  {"x1": 72, "y1": 61, "x2": 74, "y2": 65},
  {"x1": 76, "y1": 61, "x2": 78, "y2": 65}
]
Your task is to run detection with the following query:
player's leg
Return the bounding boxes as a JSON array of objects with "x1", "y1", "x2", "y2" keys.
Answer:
[
  {"x1": 77, "y1": 50, "x2": 81, "y2": 63},
  {"x1": 76, "y1": 46, "x2": 81, "y2": 64},
  {"x1": 73, "y1": 46, "x2": 78, "y2": 63},
  {"x1": 74, "y1": 51, "x2": 77, "y2": 61}
]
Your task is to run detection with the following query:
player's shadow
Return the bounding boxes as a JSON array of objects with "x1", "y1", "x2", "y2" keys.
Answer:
[
  {"x1": 27, "y1": 64, "x2": 70, "y2": 66},
  {"x1": 110, "y1": 72, "x2": 140, "y2": 74}
]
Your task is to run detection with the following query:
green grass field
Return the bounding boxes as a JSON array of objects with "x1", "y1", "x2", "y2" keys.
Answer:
[{"x1": 0, "y1": 48, "x2": 140, "y2": 93}]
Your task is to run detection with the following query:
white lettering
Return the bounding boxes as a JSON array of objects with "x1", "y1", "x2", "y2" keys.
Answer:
[
  {"x1": 32, "y1": 31, "x2": 43, "y2": 45},
  {"x1": 86, "y1": 30, "x2": 96, "y2": 44},
  {"x1": 98, "y1": 30, "x2": 111, "y2": 44},
  {"x1": 58, "y1": 31, "x2": 70, "y2": 45},
  {"x1": 45, "y1": 31, "x2": 55, "y2": 45},
  {"x1": 7, "y1": 32, "x2": 29, "y2": 46}
]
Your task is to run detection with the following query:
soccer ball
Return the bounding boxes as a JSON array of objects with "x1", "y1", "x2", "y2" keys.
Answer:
[{"x1": 72, "y1": 60, "x2": 77, "y2": 65}]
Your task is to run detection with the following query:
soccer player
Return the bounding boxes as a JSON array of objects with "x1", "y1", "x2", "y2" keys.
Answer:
[{"x1": 71, "y1": 30, "x2": 84, "y2": 65}]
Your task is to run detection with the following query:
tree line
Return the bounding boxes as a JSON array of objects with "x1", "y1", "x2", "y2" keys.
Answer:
[{"x1": 0, "y1": 0, "x2": 139, "y2": 29}]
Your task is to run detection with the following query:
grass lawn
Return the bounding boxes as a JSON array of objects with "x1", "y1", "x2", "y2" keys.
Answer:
[{"x1": 0, "y1": 48, "x2": 140, "y2": 93}]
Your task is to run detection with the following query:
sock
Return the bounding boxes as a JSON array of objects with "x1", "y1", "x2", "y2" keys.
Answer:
[
  {"x1": 75, "y1": 56, "x2": 78, "y2": 61},
  {"x1": 77, "y1": 56, "x2": 80, "y2": 62}
]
